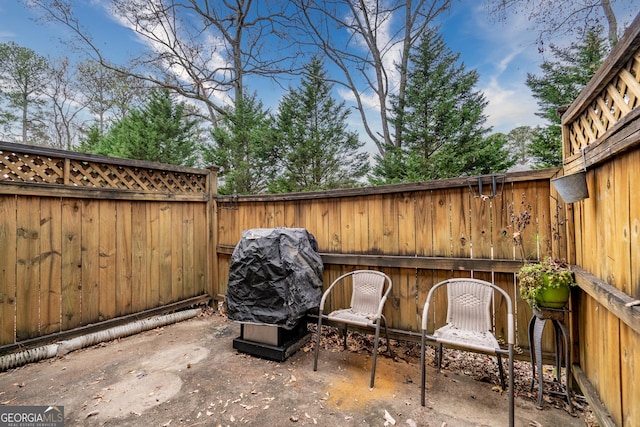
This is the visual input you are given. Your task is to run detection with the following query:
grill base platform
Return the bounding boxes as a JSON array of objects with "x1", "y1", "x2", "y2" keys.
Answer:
[{"x1": 233, "y1": 321, "x2": 310, "y2": 362}]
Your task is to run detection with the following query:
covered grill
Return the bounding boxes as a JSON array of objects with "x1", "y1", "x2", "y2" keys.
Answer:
[{"x1": 226, "y1": 228, "x2": 323, "y2": 360}]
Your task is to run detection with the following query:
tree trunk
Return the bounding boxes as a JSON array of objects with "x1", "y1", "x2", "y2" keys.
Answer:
[{"x1": 600, "y1": 0, "x2": 618, "y2": 47}]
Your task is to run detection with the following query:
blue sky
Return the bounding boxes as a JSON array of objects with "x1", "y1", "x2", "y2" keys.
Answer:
[{"x1": 1, "y1": 1, "x2": 639, "y2": 151}]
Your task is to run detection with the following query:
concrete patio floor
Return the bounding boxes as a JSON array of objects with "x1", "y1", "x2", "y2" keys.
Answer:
[{"x1": 0, "y1": 310, "x2": 589, "y2": 427}]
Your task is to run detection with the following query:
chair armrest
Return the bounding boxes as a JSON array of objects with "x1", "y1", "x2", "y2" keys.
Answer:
[{"x1": 318, "y1": 271, "x2": 352, "y2": 313}]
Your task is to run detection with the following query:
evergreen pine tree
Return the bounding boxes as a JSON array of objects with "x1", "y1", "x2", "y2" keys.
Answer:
[
  {"x1": 89, "y1": 89, "x2": 200, "y2": 166},
  {"x1": 376, "y1": 27, "x2": 492, "y2": 183},
  {"x1": 273, "y1": 57, "x2": 369, "y2": 192},
  {"x1": 526, "y1": 29, "x2": 607, "y2": 168},
  {"x1": 0, "y1": 41, "x2": 49, "y2": 144},
  {"x1": 203, "y1": 93, "x2": 279, "y2": 195}
]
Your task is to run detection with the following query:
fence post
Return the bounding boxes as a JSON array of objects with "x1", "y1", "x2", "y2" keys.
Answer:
[{"x1": 206, "y1": 166, "x2": 219, "y2": 302}]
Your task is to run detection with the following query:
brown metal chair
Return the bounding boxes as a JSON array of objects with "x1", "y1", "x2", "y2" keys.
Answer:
[
  {"x1": 420, "y1": 278, "x2": 515, "y2": 427},
  {"x1": 313, "y1": 270, "x2": 392, "y2": 388}
]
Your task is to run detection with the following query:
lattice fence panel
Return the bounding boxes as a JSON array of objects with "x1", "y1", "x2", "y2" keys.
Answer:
[
  {"x1": 1, "y1": 149, "x2": 207, "y2": 193},
  {"x1": 567, "y1": 53, "x2": 640, "y2": 156},
  {"x1": 0, "y1": 150, "x2": 65, "y2": 184}
]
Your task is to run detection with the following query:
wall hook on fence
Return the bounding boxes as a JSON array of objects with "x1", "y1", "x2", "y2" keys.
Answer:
[
  {"x1": 218, "y1": 194, "x2": 238, "y2": 210},
  {"x1": 468, "y1": 174, "x2": 505, "y2": 200}
]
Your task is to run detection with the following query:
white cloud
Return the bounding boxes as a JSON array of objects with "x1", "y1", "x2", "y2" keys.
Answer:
[
  {"x1": 337, "y1": 87, "x2": 380, "y2": 111},
  {"x1": 481, "y1": 77, "x2": 544, "y2": 133}
]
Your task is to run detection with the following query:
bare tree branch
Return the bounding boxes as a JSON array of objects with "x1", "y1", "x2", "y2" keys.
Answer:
[
  {"x1": 293, "y1": 0, "x2": 453, "y2": 157},
  {"x1": 25, "y1": 0, "x2": 303, "y2": 127},
  {"x1": 487, "y1": 0, "x2": 630, "y2": 48}
]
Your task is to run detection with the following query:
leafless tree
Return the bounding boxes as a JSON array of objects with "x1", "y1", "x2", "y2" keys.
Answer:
[
  {"x1": 25, "y1": 0, "x2": 301, "y2": 127},
  {"x1": 45, "y1": 57, "x2": 87, "y2": 149},
  {"x1": 76, "y1": 59, "x2": 148, "y2": 135},
  {"x1": 0, "y1": 41, "x2": 50, "y2": 144},
  {"x1": 292, "y1": 0, "x2": 453, "y2": 157},
  {"x1": 487, "y1": 0, "x2": 635, "y2": 49}
]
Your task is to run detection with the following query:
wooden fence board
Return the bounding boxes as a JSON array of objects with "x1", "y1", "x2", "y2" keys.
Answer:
[
  {"x1": 353, "y1": 196, "x2": 369, "y2": 254},
  {"x1": 579, "y1": 295, "x2": 596, "y2": 382},
  {"x1": 303, "y1": 200, "x2": 317, "y2": 243},
  {"x1": 99, "y1": 200, "x2": 117, "y2": 321},
  {"x1": 396, "y1": 193, "x2": 415, "y2": 256},
  {"x1": 171, "y1": 202, "x2": 184, "y2": 302},
  {"x1": 217, "y1": 255, "x2": 230, "y2": 298},
  {"x1": 263, "y1": 201, "x2": 275, "y2": 228},
  {"x1": 131, "y1": 201, "x2": 147, "y2": 312},
  {"x1": 0, "y1": 196, "x2": 16, "y2": 345},
  {"x1": 158, "y1": 203, "x2": 172, "y2": 304},
  {"x1": 414, "y1": 191, "x2": 433, "y2": 256},
  {"x1": 493, "y1": 272, "x2": 514, "y2": 346},
  {"x1": 382, "y1": 194, "x2": 398, "y2": 255},
  {"x1": 81, "y1": 199, "x2": 100, "y2": 324},
  {"x1": 146, "y1": 202, "x2": 160, "y2": 309},
  {"x1": 613, "y1": 155, "x2": 632, "y2": 294},
  {"x1": 600, "y1": 310, "x2": 623, "y2": 425},
  {"x1": 340, "y1": 197, "x2": 355, "y2": 253},
  {"x1": 451, "y1": 188, "x2": 470, "y2": 258},
  {"x1": 193, "y1": 203, "x2": 206, "y2": 296},
  {"x1": 620, "y1": 325, "x2": 639, "y2": 426},
  {"x1": 368, "y1": 195, "x2": 384, "y2": 253},
  {"x1": 61, "y1": 199, "x2": 81, "y2": 330},
  {"x1": 327, "y1": 199, "x2": 341, "y2": 253},
  {"x1": 384, "y1": 266, "x2": 401, "y2": 329},
  {"x1": 631, "y1": 149, "x2": 640, "y2": 300},
  {"x1": 602, "y1": 163, "x2": 617, "y2": 287},
  {"x1": 16, "y1": 197, "x2": 40, "y2": 340},
  {"x1": 39, "y1": 198, "x2": 61, "y2": 335},
  {"x1": 493, "y1": 186, "x2": 515, "y2": 260},
  {"x1": 470, "y1": 196, "x2": 491, "y2": 259},
  {"x1": 432, "y1": 190, "x2": 451, "y2": 257},
  {"x1": 116, "y1": 201, "x2": 132, "y2": 316},
  {"x1": 282, "y1": 199, "x2": 296, "y2": 229}
]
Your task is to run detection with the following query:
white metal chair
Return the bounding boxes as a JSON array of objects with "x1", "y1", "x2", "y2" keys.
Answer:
[
  {"x1": 313, "y1": 270, "x2": 393, "y2": 388},
  {"x1": 420, "y1": 278, "x2": 515, "y2": 427}
]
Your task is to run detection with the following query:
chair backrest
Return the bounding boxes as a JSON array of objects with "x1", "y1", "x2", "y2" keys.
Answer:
[
  {"x1": 421, "y1": 278, "x2": 514, "y2": 344},
  {"x1": 446, "y1": 279, "x2": 493, "y2": 333},
  {"x1": 350, "y1": 270, "x2": 391, "y2": 316}
]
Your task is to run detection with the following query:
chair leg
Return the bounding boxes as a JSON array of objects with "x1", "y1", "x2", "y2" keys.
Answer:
[
  {"x1": 496, "y1": 353, "x2": 506, "y2": 389},
  {"x1": 343, "y1": 324, "x2": 348, "y2": 349},
  {"x1": 420, "y1": 331, "x2": 427, "y2": 406},
  {"x1": 508, "y1": 344, "x2": 514, "y2": 427},
  {"x1": 370, "y1": 321, "x2": 382, "y2": 388},
  {"x1": 313, "y1": 314, "x2": 323, "y2": 371},
  {"x1": 437, "y1": 343, "x2": 443, "y2": 372},
  {"x1": 381, "y1": 315, "x2": 392, "y2": 356}
]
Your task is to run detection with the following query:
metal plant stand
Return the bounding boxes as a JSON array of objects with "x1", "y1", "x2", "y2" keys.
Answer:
[{"x1": 528, "y1": 306, "x2": 573, "y2": 412}]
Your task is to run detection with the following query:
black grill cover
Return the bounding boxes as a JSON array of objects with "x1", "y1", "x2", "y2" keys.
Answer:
[{"x1": 226, "y1": 228, "x2": 324, "y2": 329}]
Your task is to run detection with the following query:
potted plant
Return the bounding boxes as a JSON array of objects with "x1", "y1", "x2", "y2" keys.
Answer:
[
  {"x1": 510, "y1": 194, "x2": 576, "y2": 310},
  {"x1": 517, "y1": 257, "x2": 574, "y2": 308}
]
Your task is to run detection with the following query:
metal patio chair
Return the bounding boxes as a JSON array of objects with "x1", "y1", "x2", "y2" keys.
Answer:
[
  {"x1": 420, "y1": 278, "x2": 515, "y2": 427},
  {"x1": 313, "y1": 270, "x2": 392, "y2": 388}
]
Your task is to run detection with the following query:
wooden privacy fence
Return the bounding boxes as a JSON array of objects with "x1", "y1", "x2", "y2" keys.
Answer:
[
  {"x1": 216, "y1": 169, "x2": 565, "y2": 355},
  {"x1": 1, "y1": 17, "x2": 639, "y2": 427},
  {"x1": 559, "y1": 13, "x2": 640, "y2": 427},
  {"x1": 0, "y1": 142, "x2": 218, "y2": 347}
]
